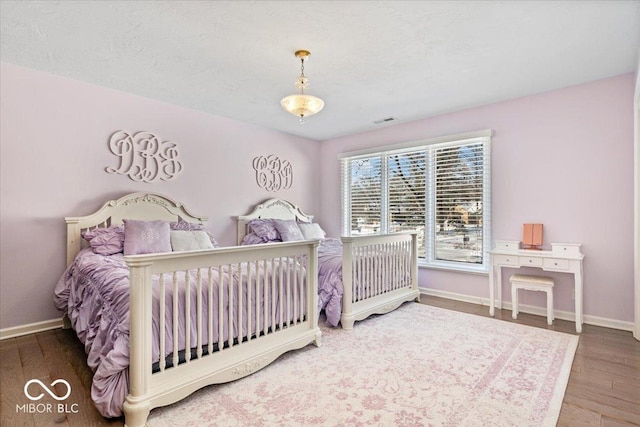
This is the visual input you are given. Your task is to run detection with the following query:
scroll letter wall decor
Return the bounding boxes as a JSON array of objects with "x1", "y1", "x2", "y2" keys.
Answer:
[
  {"x1": 253, "y1": 155, "x2": 293, "y2": 192},
  {"x1": 105, "y1": 130, "x2": 183, "y2": 183}
]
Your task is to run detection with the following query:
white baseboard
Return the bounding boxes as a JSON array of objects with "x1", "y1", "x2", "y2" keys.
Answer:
[
  {"x1": 0, "y1": 318, "x2": 64, "y2": 340},
  {"x1": 419, "y1": 287, "x2": 634, "y2": 333},
  {"x1": 420, "y1": 287, "x2": 490, "y2": 307}
]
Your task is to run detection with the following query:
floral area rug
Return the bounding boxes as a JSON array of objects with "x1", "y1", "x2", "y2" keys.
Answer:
[{"x1": 148, "y1": 303, "x2": 578, "y2": 427}]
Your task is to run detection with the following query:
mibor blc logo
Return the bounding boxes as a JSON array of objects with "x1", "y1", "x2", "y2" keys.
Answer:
[
  {"x1": 24, "y1": 379, "x2": 71, "y2": 401},
  {"x1": 16, "y1": 379, "x2": 79, "y2": 414}
]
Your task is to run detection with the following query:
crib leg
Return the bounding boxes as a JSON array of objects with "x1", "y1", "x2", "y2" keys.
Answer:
[
  {"x1": 341, "y1": 315, "x2": 355, "y2": 331},
  {"x1": 123, "y1": 400, "x2": 151, "y2": 427},
  {"x1": 314, "y1": 330, "x2": 322, "y2": 347}
]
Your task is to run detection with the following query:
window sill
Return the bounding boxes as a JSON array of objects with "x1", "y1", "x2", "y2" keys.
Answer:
[{"x1": 418, "y1": 261, "x2": 489, "y2": 276}]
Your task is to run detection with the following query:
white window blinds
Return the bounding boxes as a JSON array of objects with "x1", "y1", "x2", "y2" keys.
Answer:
[
  {"x1": 341, "y1": 130, "x2": 491, "y2": 272},
  {"x1": 342, "y1": 155, "x2": 382, "y2": 234},
  {"x1": 387, "y1": 149, "x2": 426, "y2": 257}
]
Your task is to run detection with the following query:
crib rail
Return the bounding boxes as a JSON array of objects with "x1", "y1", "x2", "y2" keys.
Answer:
[
  {"x1": 123, "y1": 240, "x2": 320, "y2": 426},
  {"x1": 341, "y1": 232, "x2": 419, "y2": 330}
]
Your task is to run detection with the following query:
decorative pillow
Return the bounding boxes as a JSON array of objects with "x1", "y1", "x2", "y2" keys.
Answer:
[
  {"x1": 170, "y1": 216, "x2": 219, "y2": 247},
  {"x1": 170, "y1": 230, "x2": 214, "y2": 252},
  {"x1": 273, "y1": 219, "x2": 304, "y2": 242},
  {"x1": 82, "y1": 225, "x2": 125, "y2": 255},
  {"x1": 241, "y1": 232, "x2": 266, "y2": 246},
  {"x1": 123, "y1": 219, "x2": 172, "y2": 255},
  {"x1": 82, "y1": 224, "x2": 123, "y2": 241},
  {"x1": 248, "y1": 219, "x2": 280, "y2": 242},
  {"x1": 170, "y1": 216, "x2": 206, "y2": 231},
  {"x1": 90, "y1": 230, "x2": 126, "y2": 255},
  {"x1": 298, "y1": 222, "x2": 326, "y2": 240}
]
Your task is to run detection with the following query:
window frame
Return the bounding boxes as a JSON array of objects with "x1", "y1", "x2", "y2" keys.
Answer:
[{"x1": 339, "y1": 129, "x2": 492, "y2": 273}]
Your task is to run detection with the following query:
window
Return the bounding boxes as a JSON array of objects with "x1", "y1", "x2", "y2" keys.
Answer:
[{"x1": 340, "y1": 130, "x2": 492, "y2": 272}]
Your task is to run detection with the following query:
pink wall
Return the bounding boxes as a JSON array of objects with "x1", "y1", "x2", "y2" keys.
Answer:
[
  {"x1": 319, "y1": 73, "x2": 635, "y2": 324},
  {"x1": 0, "y1": 62, "x2": 320, "y2": 330},
  {"x1": 1, "y1": 62, "x2": 634, "y2": 330}
]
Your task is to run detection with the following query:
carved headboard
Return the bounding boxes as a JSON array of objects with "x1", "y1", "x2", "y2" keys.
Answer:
[
  {"x1": 236, "y1": 199, "x2": 313, "y2": 245},
  {"x1": 64, "y1": 192, "x2": 208, "y2": 266}
]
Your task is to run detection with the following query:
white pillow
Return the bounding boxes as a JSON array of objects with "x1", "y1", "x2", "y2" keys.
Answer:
[
  {"x1": 298, "y1": 223, "x2": 326, "y2": 239},
  {"x1": 170, "y1": 230, "x2": 215, "y2": 252}
]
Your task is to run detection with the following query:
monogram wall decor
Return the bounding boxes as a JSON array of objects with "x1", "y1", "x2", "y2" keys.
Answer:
[
  {"x1": 105, "y1": 130, "x2": 183, "y2": 183},
  {"x1": 253, "y1": 155, "x2": 293, "y2": 192}
]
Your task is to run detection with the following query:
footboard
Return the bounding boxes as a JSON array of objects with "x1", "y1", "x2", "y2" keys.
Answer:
[
  {"x1": 341, "y1": 232, "x2": 419, "y2": 330},
  {"x1": 123, "y1": 240, "x2": 320, "y2": 427}
]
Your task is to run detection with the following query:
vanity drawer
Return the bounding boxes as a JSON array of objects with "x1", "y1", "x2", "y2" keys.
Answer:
[
  {"x1": 495, "y1": 240, "x2": 520, "y2": 251},
  {"x1": 494, "y1": 255, "x2": 518, "y2": 266},
  {"x1": 543, "y1": 258, "x2": 570, "y2": 271},
  {"x1": 519, "y1": 256, "x2": 543, "y2": 267},
  {"x1": 551, "y1": 243, "x2": 582, "y2": 256}
]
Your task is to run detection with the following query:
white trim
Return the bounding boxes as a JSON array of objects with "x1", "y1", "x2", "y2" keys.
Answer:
[
  {"x1": 0, "y1": 318, "x2": 64, "y2": 340},
  {"x1": 634, "y1": 71, "x2": 640, "y2": 341},
  {"x1": 337, "y1": 129, "x2": 494, "y2": 159},
  {"x1": 420, "y1": 287, "x2": 489, "y2": 306},
  {"x1": 419, "y1": 287, "x2": 634, "y2": 333},
  {"x1": 419, "y1": 262, "x2": 489, "y2": 275}
]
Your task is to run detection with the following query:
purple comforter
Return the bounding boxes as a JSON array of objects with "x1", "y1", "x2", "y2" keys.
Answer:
[
  {"x1": 316, "y1": 238, "x2": 345, "y2": 327},
  {"x1": 54, "y1": 248, "x2": 307, "y2": 417}
]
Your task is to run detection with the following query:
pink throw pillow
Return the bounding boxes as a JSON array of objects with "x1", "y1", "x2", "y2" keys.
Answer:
[{"x1": 123, "y1": 219, "x2": 171, "y2": 255}]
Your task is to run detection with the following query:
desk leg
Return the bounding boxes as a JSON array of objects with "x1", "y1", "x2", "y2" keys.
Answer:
[
  {"x1": 496, "y1": 265, "x2": 503, "y2": 311},
  {"x1": 489, "y1": 263, "x2": 495, "y2": 316},
  {"x1": 575, "y1": 267, "x2": 583, "y2": 333}
]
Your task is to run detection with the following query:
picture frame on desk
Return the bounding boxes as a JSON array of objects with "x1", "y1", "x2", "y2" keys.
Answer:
[{"x1": 522, "y1": 223, "x2": 543, "y2": 250}]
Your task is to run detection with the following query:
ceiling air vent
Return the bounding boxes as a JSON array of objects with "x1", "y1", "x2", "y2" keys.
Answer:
[{"x1": 373, "y1": 117, "x2": 396, "y2": 124}]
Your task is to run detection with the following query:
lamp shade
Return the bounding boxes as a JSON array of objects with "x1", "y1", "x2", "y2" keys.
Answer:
[{"x1": 280, "y1": 94, "x2": 325, "y2": 118}]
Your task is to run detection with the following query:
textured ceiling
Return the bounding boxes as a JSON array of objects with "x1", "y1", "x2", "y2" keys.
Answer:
[{"x1": 1, "y1": 1, "x2": 639, "y2": 141}]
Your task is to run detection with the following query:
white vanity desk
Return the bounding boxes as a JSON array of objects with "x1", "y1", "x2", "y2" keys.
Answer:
[{"x1": 489, "y1": 242, "x2": 585, "y2": 333}]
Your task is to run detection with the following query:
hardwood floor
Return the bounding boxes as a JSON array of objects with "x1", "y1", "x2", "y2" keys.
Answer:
[
  {"x1": 0, "y1": 327, "x2": 123, "y2": 427},
  {"x1": 1, "y1": 296, "x2": 638, "y2": 426}
]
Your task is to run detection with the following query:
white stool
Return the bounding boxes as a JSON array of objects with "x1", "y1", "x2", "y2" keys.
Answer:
[{"x1": 510, "y1": 274, "x2": 555, "y2": 325}]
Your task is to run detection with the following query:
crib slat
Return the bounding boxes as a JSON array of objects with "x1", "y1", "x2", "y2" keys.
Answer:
[
  {"x1": 383, "y1": 243, "x2": 387, "y2": 293},
  {"x1": 380, "y1": 243, "x2": 385, "y2": 294},
  {"x1": 248, "y1": 261, "x2": 253, "y2": 341},
  {"x1": 398, "y1": 241, "x2": 402, "y2": 289},
  {"x1": 286, "y1": 257, "x2": 291, "y2": 326},
  {"x1": 355, "y1": 247, "x2": 361, "y2": 303},
  {"x1": 159, "y1": 274, "x2": 166, "y2": 372},
  {"x1": 270, "y1": 257, "x2": 275, "y2": 333},
  {"x1": 196, "y1": 269, "x2": 203, "y2": 359},
  {"x1": 237, "y1": 262, "x2": 242, "y2": 345},
  {"x1": 218, "y1": 267, "x2": 224, "y2": 352},
  {"x1": 172, "y1": 272, "x2": 179, "y2": 369},
  {"x1": 292, "y1": 256, "x2": 298, "y2": 324},
  {"x1": 185, "y1": 270, "x2": 191, "y2": 363},
  {"x1": 228, "y1": 264, "x2": 233, "y2": 349},
  {"x1": 299, "y1": 255, "x2": 304, "y2": 321},
  {"x1": 362, "y1": 246, "x2": 367, "y2": 301},
  {"x1": 263, "y1": 259, "x2": 269, "y2": 337},
  {"x1": 392, "y1": 242, "x2": 396, "y2": 289},
  {"x1": 256, "y1": 260, "x2": 261, "y2": 338},
  {"x1": 367, "y1": 246, "x2": 372, "y2": 301},
  {"x1": 208, "y1": 267, "x2": 214, "y2": 355},
  {"x1": 278, "y1": 257, "x2": 284, "y2": 330}
]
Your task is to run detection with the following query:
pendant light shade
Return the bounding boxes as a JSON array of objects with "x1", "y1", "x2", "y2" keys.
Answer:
[{"x1": 280, "y1": 50, "x2": 325, "y2": 123}]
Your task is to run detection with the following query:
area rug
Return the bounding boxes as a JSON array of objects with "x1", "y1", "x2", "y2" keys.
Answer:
[{"x1": 147, "y1": 303, "x2": 578, "y2": 427}]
